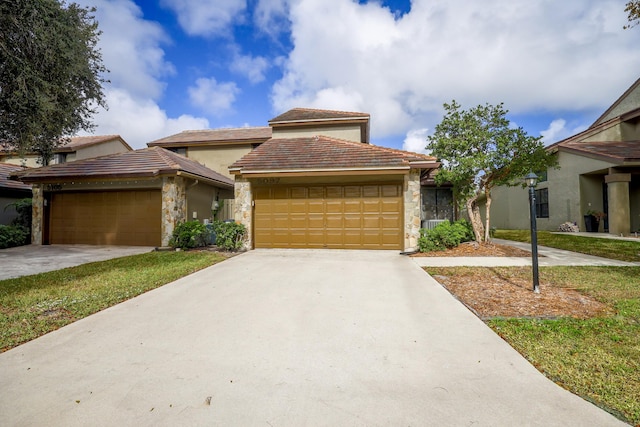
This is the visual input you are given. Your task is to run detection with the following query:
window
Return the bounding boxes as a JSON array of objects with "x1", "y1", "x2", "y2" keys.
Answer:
[
  {"x1": 536, "y1": 170, "x2": 548, "y2": 183},
  {"x1": 535, "y1": 188, "x2": 549, "y2": 218},
  {"x1": 421, "y1": 187, "x2": 454, "y2": 221}
]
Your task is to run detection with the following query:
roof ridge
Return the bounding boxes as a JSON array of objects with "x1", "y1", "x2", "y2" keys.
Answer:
[{"x1": 313, "y1": 135, "x2": 435, "y2": 160}]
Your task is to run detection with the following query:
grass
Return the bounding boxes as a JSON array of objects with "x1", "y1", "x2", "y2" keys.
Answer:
[
  {"x1": 495, "y1": 229, "x2": 640, "y2": 262},
  {"x1": 431, "y1": 265, "x2": 640, "y2": 425},
  {"x1": 0, "y1": 250, "x2": 227, "y2": 352}
]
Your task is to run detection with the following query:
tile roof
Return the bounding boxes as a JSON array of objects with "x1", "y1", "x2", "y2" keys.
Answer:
[
  {"x1": 1, "y1": 135, "x2": 131, "y2": 154},
  {"x1": 13, "y1": 147, "x2": 234, "y2": 188},
  {"x1": 0, "y1": 163, "x2": 32, "y2": 191},
  {"x1": 558, "y1": 141, "x2": 640, "y2": 163},
  {"x1": 229, "y1": 136, "x2": 438, "y2": 173},
  {"x1": 147, "y1": 127, "x2": 272, "y2": 147},
  {"x1": 269, "y1": 108, "x2": 370, "y2": 124}
]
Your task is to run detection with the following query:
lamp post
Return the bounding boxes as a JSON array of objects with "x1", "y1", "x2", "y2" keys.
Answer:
[{"x1": 525, "y1": 172, "x2": 540, "y2": 294}]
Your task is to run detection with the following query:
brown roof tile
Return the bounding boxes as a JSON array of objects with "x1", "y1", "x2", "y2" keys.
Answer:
[
  {"x1": 147, "y1": 127, "x2": 272, "y2": 147},
  {"x1": 229, "y1": 136, "x2": 437, "y2": 173},
  {"x1": 559, "y1": 141, "x2": 640, "y2": 163},
  {"x1": 13, "y1": 147, "x2": 233, "y2": 188},
  {"x1": 1, "y1": 135, "x2": 131, "y2": 154},
  {"x1": 1, "y1": 163, "x2": 32, "y2": 192},
  {"x1": 269, "y1": 108, "x2": 370, "y2": 124}
]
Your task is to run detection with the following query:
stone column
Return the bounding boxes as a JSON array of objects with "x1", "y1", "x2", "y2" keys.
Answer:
[
  {"x1": 403, "y1": 169, "x2": 421, "y2": 252},
  {"x1": 31, "y1": 184, "x2": 44, "y2": 245},
  {"x1": 605, "y1": 173, "x2": 631, "y2": 236},
  {"x1": 234, "y1": 176, "x2": 252, "y2": 250},
  {"x1": 161, "y1": 176, "x2": 187, "y2": 247}
]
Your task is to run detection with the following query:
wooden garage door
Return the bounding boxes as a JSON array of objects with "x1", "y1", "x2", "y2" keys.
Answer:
[
  {"x1": 49, "y1": 191, "x2": 161, "y2": 246},
  {"x1": 254, "y1": 183, "x2": 403, "y2": 250}
]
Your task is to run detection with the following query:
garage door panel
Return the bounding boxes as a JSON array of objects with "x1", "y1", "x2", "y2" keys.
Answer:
[
  {"x1": 254, "y1": 183, "x2": 402, "y2": 250},
  {"x1": 49, "y1": 191, "x2": 161, "y2": 246}
]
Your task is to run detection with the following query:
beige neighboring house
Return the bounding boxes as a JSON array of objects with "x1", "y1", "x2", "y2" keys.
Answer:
[
  {"x1": 490, "y1": 77, "x2": 640, "y2": 235},
  {"x1": 12, "y1": 147, "x2": 233, "y2": 247},
  {"x1": 0, "y1": 135, "x2": 132, "y2": 167}
]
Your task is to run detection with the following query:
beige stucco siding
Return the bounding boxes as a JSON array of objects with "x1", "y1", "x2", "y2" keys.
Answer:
[
  {"x1": 583, "y1": 126, "x2": 623, "y2": 142},
  {"x1": 74, "y1": 139, "x2": 130, "y2": 160},
  {"x1": 490, "y1": 151, "x2": 615, "y2": 231},
  {"x1": 187, "y1": 145, "x2": 253, "y2": 178},
  {"x1": 272, "y1": 124, "x2": 362, "y2": 143}
]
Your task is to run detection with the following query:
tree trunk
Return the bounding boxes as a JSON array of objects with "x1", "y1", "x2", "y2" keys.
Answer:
[
  {"x1": 484, "y1": 189, "x2": 492, "y2": 242},
  {"x1": 466, "y1": 195, "x2": 485, "y2": 243}
]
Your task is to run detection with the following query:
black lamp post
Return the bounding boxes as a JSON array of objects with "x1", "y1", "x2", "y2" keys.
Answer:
[{"x1": 525, "y1": 172, "x2": 540, "y2": 294}]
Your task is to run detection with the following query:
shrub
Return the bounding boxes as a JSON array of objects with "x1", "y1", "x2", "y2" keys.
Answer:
[
  {"x1": 7, "y1": 198, "x2": 32, "y2": 229},
  {"x1": 169, "y1": 220, "x2": 209, "y2": 250},
  {"x1": 212, "y1": 220, "x2": 246, "y2": 251},
  {"x1": 0, "y1": 225, "x2": 30, "y2": 249},
  {"x1": 418, "y1": 219, "x2": 475, "y2": 252}
]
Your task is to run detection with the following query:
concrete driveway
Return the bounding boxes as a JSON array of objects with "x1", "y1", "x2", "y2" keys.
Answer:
[
  {"x1": 0, "y1": 249, "x2": 626, "y2": 426},
  {"x1": 0, "y1": 244, "x2": 155, "y2": 280}
]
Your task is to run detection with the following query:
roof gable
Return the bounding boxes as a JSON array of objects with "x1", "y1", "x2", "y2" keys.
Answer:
[
  {"x1": 592, "y1": 77, "x2": 640, "y2": 127},
  {"x1": 13, "y1": 147, "x2": 233, "y2": 188},
  {"x1": 269, "y1": 108, "x2": 370, "y2": 124},
  {"x1": 229, "y1": 136, "x2": 437, "y2": 174}
]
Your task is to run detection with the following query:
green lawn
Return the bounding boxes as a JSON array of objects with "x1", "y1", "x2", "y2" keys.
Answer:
[
  {"x1": 495, "y1": 229, "x2": 640, "y2": 262},
  {"x1": 0, "y1": 251, "x2": 226, "y2": 352},
  {"x1": 429, "y1": 264, "x2": 640, "y2": 425}
]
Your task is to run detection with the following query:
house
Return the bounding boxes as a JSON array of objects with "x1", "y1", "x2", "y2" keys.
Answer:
[
  {"x1": 13, "y1": 147, "x2": 233, "y2": 246},
  {"x1": 0, "y1": 163, "x2": 32, "y2": 225},
  {"x1": 229, "y1": 108, "x2": 440, "y2": 251},
  {"x1": 0, "y1": 135, "x2": 132, "y2": 167},
  {"x1": 489, "y1": 77, "x2": 640, "y2": 235}
]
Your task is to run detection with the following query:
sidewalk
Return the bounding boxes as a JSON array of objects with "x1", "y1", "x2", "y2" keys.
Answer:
[{"x1": 411, "y1": 238, "x2": 640, "y2": 267}]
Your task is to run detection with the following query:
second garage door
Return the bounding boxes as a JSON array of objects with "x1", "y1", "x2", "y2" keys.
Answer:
[
  {"x1": 254, "y1": 183, "x2": 403, "y2": 250},
  {"x1": 49, "y1": 190, "x2": 161, "y2": 246}
]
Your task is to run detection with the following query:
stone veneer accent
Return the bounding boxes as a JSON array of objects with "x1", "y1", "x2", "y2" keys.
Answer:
[
  {"x1": 234, "y1": 176, "x2": 252, "y2": 250},
  {"x1": 404, "y1": 169, "x2": 421, "y2": 251},
  {"x1": 161, "y1": 176, "x2": 186, "y2": 246},
  {"x1": 31, "y1": 184, "x2": 43, "y2": 245}
]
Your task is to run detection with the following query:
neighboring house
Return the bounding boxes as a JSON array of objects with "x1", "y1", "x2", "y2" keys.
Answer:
[
  {"x1": 490, "y1": 77, "x2": 640, "y2": 235},
  {"x1": 0, "y1": 163, "x2": 32, "y2": 225},
  {"x1": 1, "y1": 135, "x2": 132, "y2": 167},
  {"x1": 230, "y1": 108, "x2": 440, "y2": 251},
  {"x1": 12, "y1": 147, "x2": 233, "y2": 247}
]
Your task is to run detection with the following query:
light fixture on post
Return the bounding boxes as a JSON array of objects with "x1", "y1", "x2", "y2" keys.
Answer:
[{"x1": 525, "y1": 172, "x2": 540, "y2": 293}]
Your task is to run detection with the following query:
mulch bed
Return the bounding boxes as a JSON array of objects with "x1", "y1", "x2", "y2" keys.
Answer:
[{"x1": 411, "y1": 241, "x2": 532, "y2": 257}]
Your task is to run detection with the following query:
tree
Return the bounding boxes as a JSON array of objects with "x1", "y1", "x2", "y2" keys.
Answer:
[
  {"x1": 426, "y1": 100, "x2": 557, "y2": 243},
  {"x1": 624, "y1": 1, "x2": 640, "y2": 29},
  {"x1": 0, "y1": 0, "x2": 107, "y2": 165}
]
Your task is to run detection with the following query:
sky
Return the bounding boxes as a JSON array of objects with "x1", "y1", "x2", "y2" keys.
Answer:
[{"x1": 76, "y1": 0, "x2": 640, "y2": 153}]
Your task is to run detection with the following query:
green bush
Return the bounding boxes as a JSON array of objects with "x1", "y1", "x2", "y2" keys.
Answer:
[
  {"x1": 169, "y1": 220, "x2": 209, "y2": 250},
  {"x1": 418, "y1": 219, "x2": 475, "y2": 252},
  {"x1": 212, "y1": 220, "x2": 246, "y2": 251},
  {"x1": 0, "y1": 225, "x2": 30, "y2": 249},
  {"x1": 7, "y1": 198, "x2": 32, "y2": 229}
]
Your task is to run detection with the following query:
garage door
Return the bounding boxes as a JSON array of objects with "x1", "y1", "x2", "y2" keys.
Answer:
[
  {"x1": 49, "y1": 190, "x2": 161, "y2": 246},
  {"x1": 254, "y1": 183, "x2": 403, "y2": 249}
]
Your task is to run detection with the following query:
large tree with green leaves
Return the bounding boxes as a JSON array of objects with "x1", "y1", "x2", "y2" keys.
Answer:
[
  {"x1": 426, "y1": 100, "x2": 557, "y2": 243},
  {"x1": 0, "y1": 0, "x2": 107, "y2": 165},
  {"x1": 624, "y1": 1, "x2": 639, "y2": 29}
]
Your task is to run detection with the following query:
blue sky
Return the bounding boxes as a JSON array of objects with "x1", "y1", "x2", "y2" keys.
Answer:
[{"x1": 78, "y1": 0, "x2": 640, "y2": 151}]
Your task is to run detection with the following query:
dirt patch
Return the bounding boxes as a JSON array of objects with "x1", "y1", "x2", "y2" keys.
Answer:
[
  {"x1": 411, "y1": 242, "x2": 532, "y2": 257},
  {"x1": 430, "y1": 269, "x2": 611, "y2": 319}
]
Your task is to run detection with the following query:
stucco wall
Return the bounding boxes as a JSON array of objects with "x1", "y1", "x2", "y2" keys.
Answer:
[
  {"x1": 490, "y1": 151, "x2": 615, "y2": 231},
  {"x1": 74, "y1": 139, "x2": 130, "y2": 161},
  {"x1": 271, "y1": 124, "x2": 363, "y2": 143},
  {"x1": 187, "y1": 145, "x2": 253, "y2": 178}
]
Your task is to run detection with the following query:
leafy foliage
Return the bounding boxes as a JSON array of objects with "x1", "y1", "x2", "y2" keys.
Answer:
[
  {"x1": 426, "y1": 100, "x2": 557, "y2": 242},
  {"x1": 418, "y1": 219, "x2": 475, "y2": 252},
  {"x1": 6, "y1": 198, "x2": 32, "y2": 229},
  {"x1": 0, "y1": 0, "x2": 107, "y2": 165},
  {"x1": 169, "y1": 221, "x2": 209, "y2": 250},
  {"x1": 212, "y1": 221, "x2": 246, "y2": 251},
  {"x1": 0, "y1": 225, "x2": 30, "y2": 249},
  {"x1": 624, "y1": 0, "x2": 640, "y2": 29}
]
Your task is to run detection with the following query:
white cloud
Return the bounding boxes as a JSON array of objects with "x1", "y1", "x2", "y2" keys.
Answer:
[
  {"x1": 83, "y1": 89, "x2": 209, "y2": 149},
  {"x1": 270, "y1": 0, "x2": 640, "y2": 139},
  {"x1": 161, "y1": 0, "x2": 246, "y2": 37},
  {"x1": 540, "y1": 119, "x2": 589, "y2": 145},
  {"x1": 254, "y1": 0, "x2": 290, "y2": 37},
  {"x1": 402, "y1": 128, "x2": 430, "y2": 154},
  {"x1": 230, "y1": 53, "x2": 270, "y2": 84},
  {"x1": 188, "y1": 77, "x2": 240, "y2": 115}
]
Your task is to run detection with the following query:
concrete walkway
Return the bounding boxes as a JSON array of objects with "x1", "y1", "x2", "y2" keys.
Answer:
[
  {"x1": 0, "y1": 245, "x2": 155, "y2": 280},
  {"x1": 0, "y1": 249, "x2": 626, "y2": 426},
  {"x1": 411, "y1": 238, "x2": 640, "y2": 267}
]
